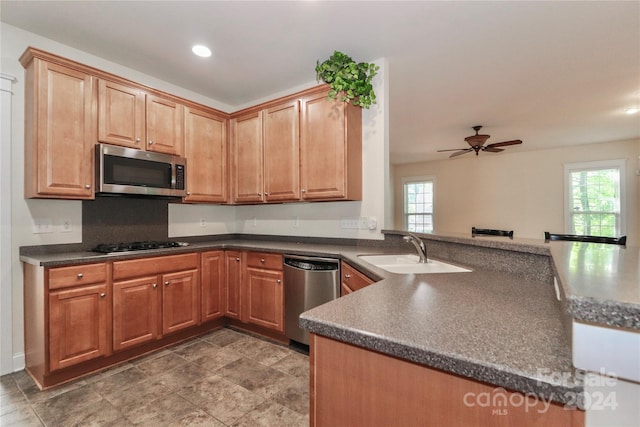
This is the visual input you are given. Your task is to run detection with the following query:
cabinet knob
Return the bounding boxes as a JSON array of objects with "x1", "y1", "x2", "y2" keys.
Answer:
[
  {"x1": 152, "y1": 283, "x2": 157, "y2": 289},
  {"x1": 186, "y1": 192, "x2": 191, "y2": 195},
  {"x1": 345, "y1": 274, "x2": 352, "y2": 279},
  {"x1": 136, "y1": 137, "x2": 141, "y2": 142},
  {"x1": 100, "y1": 293, "x2": 106, "y2": 298},
  {"x1": 236, "y1": 257, "x2": 240, "y2": 261},
  {"x1": 85, "y1": 184, "x2": 91, "y2": 189},
  {"x1": 301, "y1": 189, "x2": 306, "y2": 193},
  {"x1": 264, "y1": 192, "x2": 269, "y2": 196},
  {"x1": 260, "y1": 258, "x2": 265, "y2": 263},
  {"x1": 148, "y1": 140, "x2": 154, "y2": 145},
  {"x1": 77, "y1": 273, "x2": 83, "y2": 279},
  {"x1": 164, "y1": 281, "x2": 170, "y2": 286},
  {"x1": 276, "y1": 279, "x2": 281, "y2": 284}
]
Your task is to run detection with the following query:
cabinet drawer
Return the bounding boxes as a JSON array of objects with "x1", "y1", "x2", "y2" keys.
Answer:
[
  {"x1": 246, "y1": 252, "x2": 283, "y2": 270},
  {"x1": 341, "y1": 262, "x2": 375, "y2": 294},
  {"x1": 48, "y1": 263, "x2": 107, "y2": 290},
  {"x1": 113, "y1": 253, "x2": 199, "y2": 280}
]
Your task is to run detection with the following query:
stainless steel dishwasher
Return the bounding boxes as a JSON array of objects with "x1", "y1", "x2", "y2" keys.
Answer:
[{"x1": 284, "y1": 255, "x2": 340, "y2": 345}]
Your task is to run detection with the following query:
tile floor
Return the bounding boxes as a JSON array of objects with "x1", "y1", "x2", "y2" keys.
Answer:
[{"x1": 0, "y1": 328, "x2": 310, "y2": 426}]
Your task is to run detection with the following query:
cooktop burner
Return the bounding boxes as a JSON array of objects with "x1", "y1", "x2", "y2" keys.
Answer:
[{"x1": 92, "y1": 240, "x2": 187, "y2": 253}]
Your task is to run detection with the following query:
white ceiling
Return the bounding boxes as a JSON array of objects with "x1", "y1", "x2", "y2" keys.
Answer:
[{"x1": 2, "y1": 1, "x2": 639, "y2": 164}]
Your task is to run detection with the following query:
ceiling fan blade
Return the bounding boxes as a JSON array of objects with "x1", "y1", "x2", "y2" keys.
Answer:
[
  {"x1": 437, "y1": 148, "x2": 469, "y2": 152},
  {"x1": 483, "y1": 147, "x2": 504, "y2": 153},
  {"x1": 449, "y1": 148, "x2": 473, "y2": 158},
  {"x1": 485, "y1": 139, "x2": 522, "y2": 149}
]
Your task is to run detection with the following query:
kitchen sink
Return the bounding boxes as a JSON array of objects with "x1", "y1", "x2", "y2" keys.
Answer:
[{"x1": 358, "y1": 254, "x2": 472, "y2": 274}]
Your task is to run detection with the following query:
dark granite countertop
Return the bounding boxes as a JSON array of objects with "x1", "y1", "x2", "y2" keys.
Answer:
[{"x1": 20, "y1": 232, "x2": 639, "y2": 405}]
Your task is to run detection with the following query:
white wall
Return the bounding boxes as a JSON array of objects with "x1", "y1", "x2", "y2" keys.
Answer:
[
  {"x1": 1, "y1": 22, "x2": 389, "y2": 369},
  {"x1": 393, "y1": 139, "x2": 640, "y2": 244}
]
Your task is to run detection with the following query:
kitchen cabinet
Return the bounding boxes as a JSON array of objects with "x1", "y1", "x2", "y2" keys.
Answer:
[
  {"x1": 263, "y1": 100, "x2": 300, "y2": 201},
  {"x1": 224, "y1": 250, "x2": 244, "y2": 319},
  {"x1": 230, "y1": 99, "x2": 300, "y2": 203},
  {"x1": 201, "y1": 251, "x2": 226, "y2": 322},
  {"x1": 98, "y1": 80, "x2": 184, "y2": 156},
  {"x1": 245, "y1": 252, "x2": 284, "y2": 332},
  {"x1": 231, "y1": 111, "x2": 264, "y2": 203},
  {"x1": 48, "y1": 265, "x2": 109, "y2": 372},
  {"x1": 112, "y1": 276, "x2": 160, "y2": 351},
  {"x1": 21, "y1": 51, "x2": 96, "y2": 199},
  {"x1": 23, "y1": 262, "x2": 109, "y2": 383},
  {"x1": 184, "y1": 107, "x2": 228, "y2": 203},
  {"x1": 300, "y1": 88, "x2": 362, "y2": 201},
  {"x1": 112, "y1": 253, "x2": 199, "y2": 350},
  {"x1": 340, "y1": 261, "x2": 375, "y2": 296},
  {"x1": 310, "y1": 334, "x2": 585, "y2": 427}
]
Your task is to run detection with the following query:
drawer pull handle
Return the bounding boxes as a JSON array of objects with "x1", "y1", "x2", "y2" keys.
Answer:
[
  {"x1": 165, "y1": 281, "x2": 170, "y2": 286},
  {"x1": 260, "y1": 258, "x2": 265, "y2": 263},
  {"x1": 85, "y1": 184, "x2": 91, "y2": 189},
  {"x1": 77, "y1": 273, "x2": 84, "y2": 279},
  {"x1": 236, "y1": 257, "x2": 240, "y2": 262},
  {"x1": 276, "y1": 279, "x2": 281, "y2": 284},
  {"x1": 100, "y1": 293, "x2": 106, "y2": 298},
  {"x1": 153, "y1": 283, "x2": 157, "y2": 289},
  {"x1": 344, "y1": 274, "x2": 352, "y2": 279},
  {"x1": 148, "y1": 140, "x2": 154, "y2": 145}
]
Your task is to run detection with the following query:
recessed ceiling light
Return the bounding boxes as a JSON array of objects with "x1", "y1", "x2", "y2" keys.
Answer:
[
  {"x1": 624, "y1": 107, "x2": 639, "y2": 115},
  {"x1": 192, "y1": 45, "x2": 211, "y2": 58}
]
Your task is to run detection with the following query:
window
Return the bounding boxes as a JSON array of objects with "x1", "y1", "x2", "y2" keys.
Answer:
[
  {"x1": 564, "y1": 160, "x2": 626, "y2": 237},
  {"x1": 403, "y1": 177, "x2": 434, "y2": 233}
]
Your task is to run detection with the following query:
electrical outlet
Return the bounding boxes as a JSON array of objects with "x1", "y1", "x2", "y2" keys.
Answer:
[
  {"x1": 60, "y1": 219, "x2": 73, "y2": 233},
  {"x1": 341, "y1": 218, "x2": 359, "y2": 229},
  {"x1": 293, "y1": 216, "x2": 299, "y2": 228},
  {"x1": 199, "y1": 218, "x2": 207, "y2": 227},
  {"x1": 32, "y1": 218, "x2": 53, "y2": 234}
]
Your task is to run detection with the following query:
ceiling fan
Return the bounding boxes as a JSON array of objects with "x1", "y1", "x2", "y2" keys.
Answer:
[{"x1": 438, "y1": 126, "x2": 523, "y2": 158}]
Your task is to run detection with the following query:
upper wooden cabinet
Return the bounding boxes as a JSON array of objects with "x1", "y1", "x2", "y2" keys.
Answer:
[
  {"x1": 263, "y1": 100, "x2": 300, "y2": 202},
  {"x1": 300, "y1": 89, "x2": 362, "y2": 201},
  {"x1": 21, "y1": 53, "x2": 96, "y2": 199},
  {"x1": 98, "y1": 80, "x2": 184, "y2": 156},
  {"x1": 184, "y1": 107, "x2": 228, "y2": 203},
  {"x1": 231, "y1": 111, "x2": 264, "y2": 203},
  {"x1": 98, "y1": 79, "x2": 145, "y2": 149}
]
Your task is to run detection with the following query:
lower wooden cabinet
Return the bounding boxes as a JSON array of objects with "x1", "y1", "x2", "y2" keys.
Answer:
[
  {"x1": 201, "y1": 251, "x2": 226, "y2": 322},
  {"x1": 224, "y1": 250, "x2": 244, "y2": 319},
  {"x1": 341, "y1": 261, "x2": 375, "y2": 296},
  {"x1": 245, "y1": 252, "x2": 284, "y2": 332},
  {"x1": 113, "y1": 254, "x2": 200, "y2": 347},
  {"x1": 49, "y1": 283, "x2": 109, "y2": 371},
  {"x1": 113, "y1": 276, "x2": 160, "y2": 351}
]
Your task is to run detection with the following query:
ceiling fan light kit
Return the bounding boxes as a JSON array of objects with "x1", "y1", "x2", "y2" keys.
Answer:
[{"x1": 438, "y1": 126, "x2": 523, "y2": 158}]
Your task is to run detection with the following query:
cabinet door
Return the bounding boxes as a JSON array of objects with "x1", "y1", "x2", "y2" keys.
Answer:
[
  {"x1": 162, "y1": 269, "x2": 200, "y2": 334},
  {"x1": 146, "y1": 94, "x2": 184, "y2": 156},
  {"x1": 49, "y1": 284, "x2": 108, "y2": 371},
  {"x1": 201, "y1": 251, "x2": 225, "y2": 322},
  {"x1": 231, "y1": 111, "x2": 264, "y2": 203},
  {"x1": 263, "y1": 100, "x2": 300, "y2": 202},
  {"x1": 113, "y1": 276, "x2": 160, "y2": 351},
  {"x1": 184, "y1": 107, "x2": 228, "y2": 203},
  {"x1": 341, "y1": 262, "x2": 375, "y2": 296},
  {"x1": 26, "y1": 60, "x2": 95, "y2": 199},
  {"x1": 224, "y1": 251, "x2": 243, "y2": 320},
  {"x1": 98, "y1": 79, "x2": 145, "y2": 149},
  {"x1": 246, "y1": 267, "x2": 284, "y2": 332},
  {"x1": 300, "y1": 90, "x2": 362, "y2": 201}
]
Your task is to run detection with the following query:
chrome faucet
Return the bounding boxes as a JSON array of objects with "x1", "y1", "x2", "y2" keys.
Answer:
[{"x1": 403, "y1": 233, "x2": 428, "y2": 263}]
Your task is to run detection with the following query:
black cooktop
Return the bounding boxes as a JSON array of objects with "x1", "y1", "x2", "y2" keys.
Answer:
[{"x1": 92, "y1": 240, "x2": 186, "y2": 253}]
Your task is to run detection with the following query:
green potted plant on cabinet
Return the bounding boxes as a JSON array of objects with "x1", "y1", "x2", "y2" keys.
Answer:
[{"x1": 315, "y1": 50, "x2": 379, "y2": 109}]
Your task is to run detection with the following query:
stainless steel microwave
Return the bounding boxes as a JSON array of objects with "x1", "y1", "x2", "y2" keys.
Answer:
[{"x1": 95, "y1": 143, "x2": 186, "y2": 197}]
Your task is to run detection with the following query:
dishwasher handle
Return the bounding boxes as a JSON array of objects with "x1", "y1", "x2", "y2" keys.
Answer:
[{"x1": 284, "y1": 256, "x2": 339, "y2": 271}]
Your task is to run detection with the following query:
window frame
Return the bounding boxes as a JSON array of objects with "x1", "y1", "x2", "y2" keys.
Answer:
[
  {"x1": 402, "y1": 176, "x2": 435, "y2": 233},
  {"x1": 563, "y1": 159, "x2": 626, "y2": 237}
]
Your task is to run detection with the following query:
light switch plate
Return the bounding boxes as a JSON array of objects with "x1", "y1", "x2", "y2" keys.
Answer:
[{"x1": 33, "y1": 218, "x2": 53, "y2": 234}]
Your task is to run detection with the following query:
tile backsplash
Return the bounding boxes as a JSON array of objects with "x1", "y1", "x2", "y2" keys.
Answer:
[{"x1": 82, "y1": 196, "x2": 169, "y2": 248}]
